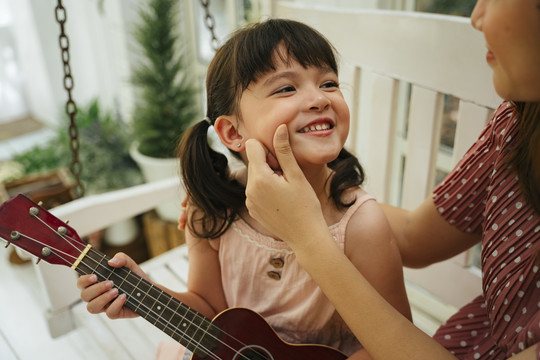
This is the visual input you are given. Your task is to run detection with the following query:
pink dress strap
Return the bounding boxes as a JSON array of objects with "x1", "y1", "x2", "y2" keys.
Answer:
[{"x1": 329, "y1": 191, "x2": 376, "y2": 249}]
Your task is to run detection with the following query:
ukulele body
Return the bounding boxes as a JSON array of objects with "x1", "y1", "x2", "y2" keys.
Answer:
[{"x1": 192, "y1": 307, "x2": 347, "y2": 360}]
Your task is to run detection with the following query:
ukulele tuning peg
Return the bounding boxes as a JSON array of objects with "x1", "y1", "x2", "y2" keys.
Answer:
[
  {"x1": 38, "y1": 201, "x2": 43, "y2": 206},
  {"x1": 4, "y1": 242, "x2": 10, "y2": 248},
  {"x1": 35, "y1": 258, "x2": 41, "y2": 265}
]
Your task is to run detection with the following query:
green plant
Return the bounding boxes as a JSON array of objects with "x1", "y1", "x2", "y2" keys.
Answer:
[
  {"x1": 418, "y1": 0, "x2": 475, "y2": 16},
  {"x1": 12, "y1": 99, "x2": 142, "y2": 193},
  {"x1": 131, "y1": 0, "x2": 200, "y2": 159}
]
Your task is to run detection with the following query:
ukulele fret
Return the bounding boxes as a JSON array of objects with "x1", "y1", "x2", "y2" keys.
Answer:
[
  {"x1": 126, "y1": 276, "x2": 143, "y2": 303},
  {"x1": 163, "y1": 301, "x2": 184, "y2": 340},
  {"x1": 151, "y1": 289, "x2": 168, "y2": 326},
  {"x1": 92, "y1": 253, "x2": 107, "y2": 276},
  {"x1": 133, "y1": 282, "x2": 150, "y2": 313},
  {"x1": 189, "y1": 319, "x2": 210, "y2": 357},
  {"x1": 173, "y1": 303, "x2": 192, "y2": 345},
  {"x1": 117, "y1": 269, "x2": 131, "y2": 289}
]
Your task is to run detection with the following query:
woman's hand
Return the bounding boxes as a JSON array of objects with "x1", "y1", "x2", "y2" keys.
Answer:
[
  {"x1": 77, "y1": 252, "x2": 148, "y2": 320},
  {"x1": 245, "y1": 124, "x2": 328, "y2": 250}
]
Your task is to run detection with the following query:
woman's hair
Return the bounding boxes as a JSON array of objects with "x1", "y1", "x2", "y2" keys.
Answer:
[
  {"x1": 508, "y1": 102, "x2": 540, "y2": 214},
  {"x1": 178, "y1": 19, "x2": 365, "y2": 239}
]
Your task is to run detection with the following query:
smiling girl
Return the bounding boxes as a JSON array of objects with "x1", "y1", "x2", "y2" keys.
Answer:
[{"x1": 77, "y1": 19, "x2": 411, "y2": 360}]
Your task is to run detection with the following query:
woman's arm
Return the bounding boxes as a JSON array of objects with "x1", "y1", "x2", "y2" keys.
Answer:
[
  {"x1": 381, "y1": 200, "x2": 481, "y2": 268},
  {"x1": 244, "y1": 124, "x2": 536, "y2": 360}
]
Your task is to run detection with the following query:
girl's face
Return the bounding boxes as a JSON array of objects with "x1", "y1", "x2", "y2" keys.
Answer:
[
  {"x1": 471, "y1": 0, "x2": 540, "y2": 101},
  {"x1": 235, "y1": 53, "x2": 350, "y2": 171}
]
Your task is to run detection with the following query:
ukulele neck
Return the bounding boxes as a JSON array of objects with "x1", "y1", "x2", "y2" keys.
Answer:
[{"x1": 75, "y1": 247, "x2": 219, "y2": 356}]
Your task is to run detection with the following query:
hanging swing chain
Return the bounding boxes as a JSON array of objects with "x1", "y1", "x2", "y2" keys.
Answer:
[
  {"x1": 199, "y1": 0, "x2": 220, "y2": 51},
  {"x1": 55, "y1": 0, "x2": 84, "y2": 199},
  {"x1": 51, "y1": 0, "x2": 217, "y2": 199}
]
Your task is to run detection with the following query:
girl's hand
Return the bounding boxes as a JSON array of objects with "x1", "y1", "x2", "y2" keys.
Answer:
[
  {"x1": 245, "y1": 124, "x2": 328, "y2": 251},
  {"x1": 77, "y1": 252, "x2": 148, "y2": 320},
  {"x1": 178, "y1": 196, "x2": 189, "y2": 231}
]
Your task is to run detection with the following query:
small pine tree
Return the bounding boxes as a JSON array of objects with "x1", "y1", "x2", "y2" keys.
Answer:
[{"x1": 131, "y1": 0, "x2": 200, "y2": 158}]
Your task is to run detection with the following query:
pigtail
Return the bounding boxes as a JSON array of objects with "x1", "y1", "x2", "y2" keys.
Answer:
[
  {"x1": 177, "y1": 120, "x2": 246, "y2": 239},
  {"x1": 328, "y1": 148, "x2": 365, "y2": 209}
]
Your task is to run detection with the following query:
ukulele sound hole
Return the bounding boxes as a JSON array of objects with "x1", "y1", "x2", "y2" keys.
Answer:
[{"x1": 233, "y1": 345, "x2": 273, "y2": 360}]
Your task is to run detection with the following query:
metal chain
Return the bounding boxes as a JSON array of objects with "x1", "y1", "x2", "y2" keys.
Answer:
[
  {"x1": 199, "y1": 0, "x2": 220, "y2": 51},
  {"x1": 55, "y1": 0, "x2": 84, "y2": 198}
]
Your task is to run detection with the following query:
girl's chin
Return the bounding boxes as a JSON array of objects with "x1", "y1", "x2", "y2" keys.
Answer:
[{"x1": 295, "y1": 154, "x2": 341, "y2": 168}]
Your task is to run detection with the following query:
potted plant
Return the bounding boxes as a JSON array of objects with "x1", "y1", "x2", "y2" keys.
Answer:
[
  {"x1": 11, "y1": 99, "x2": 144, "y2": 247},
  {"x1": 129, "y1": 0, "x2": 200, "y2": 222},
  {"x1": 12, "y1": 99, "x2": 143, "y2": 194}
]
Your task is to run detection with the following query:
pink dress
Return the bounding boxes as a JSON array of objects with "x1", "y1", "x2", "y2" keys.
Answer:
[
  {"x1": 432, "y1": 101, "x2": 540, "y2": 359},
  {"x1": 157, "y1": 189, "x2": 373, "y2": 358}
]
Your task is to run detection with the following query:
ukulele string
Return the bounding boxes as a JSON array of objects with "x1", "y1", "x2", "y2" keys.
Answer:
[
  {"x1": 16, "y1": 230, "x2": 238, "y2": 360},
  {"x1": 25, "y1": 217, "x2": 255, "y2": 360},
  {"x1": 81, "y1": 248, "x2": 254, "y2": 360}
]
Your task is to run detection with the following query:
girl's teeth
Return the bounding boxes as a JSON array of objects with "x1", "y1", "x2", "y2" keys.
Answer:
[{"x1": 301, "y1": 123, "x2": 330, "y2": 133}]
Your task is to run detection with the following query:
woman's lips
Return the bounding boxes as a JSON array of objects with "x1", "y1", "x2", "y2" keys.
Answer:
[{"x1": 486, "y1": 50, "x2": 495, "y2": 64}]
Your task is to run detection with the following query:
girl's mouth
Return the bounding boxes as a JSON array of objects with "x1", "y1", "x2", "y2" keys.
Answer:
[{"x1": 298, "y1": 121, "x2": 333, "y2": 133}]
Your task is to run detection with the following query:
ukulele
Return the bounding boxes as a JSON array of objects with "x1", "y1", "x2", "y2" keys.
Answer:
[{"x1": 0, "y1": 194, "x2": 347, "y2": 360}]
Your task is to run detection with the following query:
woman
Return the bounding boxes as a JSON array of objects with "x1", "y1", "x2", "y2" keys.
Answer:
[{"x1": 244, "y1": 0, "x2": 540, "y2": 359}]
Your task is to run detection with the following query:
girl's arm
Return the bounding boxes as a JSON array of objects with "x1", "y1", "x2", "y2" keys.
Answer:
[
  {"x1": 78, "y1": 221, "x2": 227, "y2": 320},
  {"x1": 345, "y1": 201, "x2": 411, "y2": 322}
]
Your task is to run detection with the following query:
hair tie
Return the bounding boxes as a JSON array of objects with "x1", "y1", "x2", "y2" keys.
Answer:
[{"x1": 203, "y1": 117, "x2": 212, "y2": 125}]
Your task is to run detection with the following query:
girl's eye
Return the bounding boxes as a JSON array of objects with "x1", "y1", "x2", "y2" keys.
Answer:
[
  {"x1": 321, "y1": 81, "x2": 339, "y2": 89},
  {"x1": 273, "y1": 85, "x2": 296, "y2": 94}
]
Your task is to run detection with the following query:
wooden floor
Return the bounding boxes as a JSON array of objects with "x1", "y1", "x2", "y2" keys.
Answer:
[{"x1": 0, "y1": 241, "x2": 457, "y2": 360}]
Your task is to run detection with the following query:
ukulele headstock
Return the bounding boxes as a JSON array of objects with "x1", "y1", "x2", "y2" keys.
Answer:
[{"x1": 0, "y1": 194, "x2": 86, "y2": 267}]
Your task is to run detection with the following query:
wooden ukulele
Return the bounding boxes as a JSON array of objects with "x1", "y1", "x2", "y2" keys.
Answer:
[{"x1": 0, "y1": 194, "x2": 347, "y2": 360}]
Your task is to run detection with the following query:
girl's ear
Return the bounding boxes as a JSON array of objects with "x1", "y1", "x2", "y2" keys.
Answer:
[{"x1": 214, "y1": 115, "x2": 245, "y2": 152}]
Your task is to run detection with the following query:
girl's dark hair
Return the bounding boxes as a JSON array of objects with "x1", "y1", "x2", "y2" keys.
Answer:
[
  {"x1": 508, "y1": 102, "x2": 540, "y2": 214},
  {"x1": 178, "y1": 19, "x2": 364, "y2": 239}
]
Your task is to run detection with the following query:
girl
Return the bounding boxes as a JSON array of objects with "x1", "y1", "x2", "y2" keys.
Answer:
[
  {"x1": 77, "y1": 19, "x2": 411, "y2": 360},
  {"x1": 244, "y1": 1, "x2": 540, "y2": 359}
]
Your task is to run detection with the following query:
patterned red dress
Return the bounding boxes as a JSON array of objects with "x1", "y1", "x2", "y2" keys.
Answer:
[{"x1": 432, "y1": 101, "x2": 540, "y2": 359}]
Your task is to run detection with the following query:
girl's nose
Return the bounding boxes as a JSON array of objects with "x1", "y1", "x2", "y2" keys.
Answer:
[
  {"x1": 308, "y1": 93, "x2": 331, "y2": 112},
  {"x1": 470, "y1": 0, "x2": 485, "y2": 31}
]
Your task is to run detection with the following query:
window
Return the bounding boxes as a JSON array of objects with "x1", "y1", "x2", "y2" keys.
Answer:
[{"x1": 0, "y1": 0, "x2": 28, "y2": 126}]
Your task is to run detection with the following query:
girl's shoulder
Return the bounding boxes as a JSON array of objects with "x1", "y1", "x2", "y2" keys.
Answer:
[
  {"x1": 339, "y1": 187, "x2": 377, "y2": 217},
  {"x1": 331, "y1": 187, "x2": 386, "y2": 236}
]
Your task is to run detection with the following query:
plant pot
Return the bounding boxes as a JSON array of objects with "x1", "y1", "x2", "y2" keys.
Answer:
[
  {"x1": 129, "y1": 142, "x2": 182, "y2": 223},
  {"x1": 103, "y1": 217, "x2": 139, "y2": 247}
]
